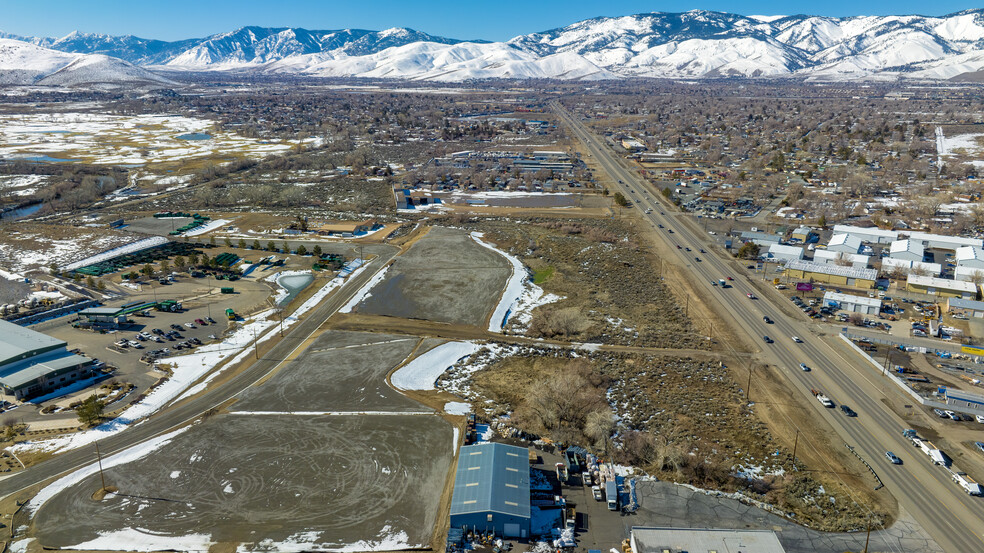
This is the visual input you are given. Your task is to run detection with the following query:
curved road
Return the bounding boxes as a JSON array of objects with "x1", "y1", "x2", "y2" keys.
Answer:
[
  {"x1": 0, "y1": 246, "x2": 398, "y2": 501},
  {"x1": 553, "y1": 102, "x2": 984, "y2": 553}
]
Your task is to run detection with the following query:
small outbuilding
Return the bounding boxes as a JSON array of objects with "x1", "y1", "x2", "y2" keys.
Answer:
[
  {"x1": 449, "y1": 442, "x2": 531, "y2": 539},
  {"x1": 889, "y1": 239, "x2": 924, "y2": 262}
]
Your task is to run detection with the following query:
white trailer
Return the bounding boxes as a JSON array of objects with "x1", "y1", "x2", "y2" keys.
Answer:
[{"x1": 950, "y1": 470, "x2": 983, "y2": 496}]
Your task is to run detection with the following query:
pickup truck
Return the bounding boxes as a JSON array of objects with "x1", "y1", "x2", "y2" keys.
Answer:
[
  {"x1": 811, "y1": 388, "x2": 834, "y2": 408},
  {"x1": 592, "y1": 485, "x2": 603, "y2": 500}
]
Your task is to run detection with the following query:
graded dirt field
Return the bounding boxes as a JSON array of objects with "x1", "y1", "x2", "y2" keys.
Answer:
[
  {"x1": 231, "y1": 330, "x2": 427, "y2": 413},
  {"x1": 32, "y1": 413, "x2": 453, "y2": 551},
  {"x1": 351, "y1": 226, "x2": 510, "y2": 327}
]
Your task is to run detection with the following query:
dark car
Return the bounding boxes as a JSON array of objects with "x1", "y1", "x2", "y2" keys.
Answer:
[
  {"x1": 699, "y1": 249, "x2": 706, "y2": 253},
  {"x1": 763, "y1": 336, "x2": 773, "y2": 343},
  {"x1": 694, "y1": 257, "x2": 701, "y2": 262},
  {"x1": 763, "y1": 316, "x2": 773, "y2": 324},
  {"x1": 840, "y1": 405, "x2": 857, "y2": 417}
]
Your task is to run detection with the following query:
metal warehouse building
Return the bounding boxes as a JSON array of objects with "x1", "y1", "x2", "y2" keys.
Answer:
[
  {"x1": 823, "y1": 291, "x2": 881, "y2": 315},
  {"x1": 450, "y1": 442, "x2": 531, "y2": 538},
  {"x1": 784, "y1": 260, "x2": 877, "y2": 289},
  {"x1": 0, "y1": 320, "x2": 95, "y2": 400},
  {"x1": 630, "y1": 527, "x2": 787, "y2": 553}
]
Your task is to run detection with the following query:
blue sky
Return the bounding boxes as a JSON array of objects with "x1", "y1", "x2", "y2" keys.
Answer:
[{"x1": 3, "y1": 1, "x2": 981, "y2": 41}]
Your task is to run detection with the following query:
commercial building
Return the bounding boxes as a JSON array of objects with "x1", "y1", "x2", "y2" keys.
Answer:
[
  {"x1": 942, "y1": 388, "x2": 984, "y2": 413},
  {"x1": 790, "y1": 226, "x2": 816, "y2": 242},
  {"x1": 784, "y1": 260, "x2": 877, "y2": 288},
  {"x1": 629, "y1": 527, "x2": 786, "y2": 553},
  {"x1": 955, "y1": 266, "x2": 984, "y2": 283},
  {"x1": 813, "y1": 249, "x2": 870, "y2": 269},
  {"x1": 766, "y1": 244, "x2": 804, "y2": 263},
  {"x1": 739, "y1": 231, "x2": 781, "y2": 247},
  {"x1": 77, "y1": 306, "x2": 130, "y2": 328},
  {"x1": 449, "y1": 442, "x2": 531, "y2": 538},
  {"x1": 832, "y1": 224, "x2": 899, "y2": 244},
  {"x1": 827, "y1": 233, "x2": 863, "y2": 255},
  {"x1": 905, "y1": 232, "x2": 983, "y2": 251},
  {"x1": 946, "y1": 298, "x2": 984, "y2": 318},
  {"x1": 823, "y1": 291, "x2": 881, "y2": 315},
  {"x1": 0, "y1": 320, "x2": 96, "y2": 400},
  {"x1": 956, "y1": 246, "x2": 984, "y2": 270},
  {"x1": 881, "y1": 257, "x2": 942, "y2": 277},
  {"x1": 889, "y1": 239, "x2": 925, "y2": 262},
  {"x1": 906, "y1": 275, "x2": 978, "y2": 299},
  {"x1": 315, "y1": 219, "x2": 381, "y2": 236}
]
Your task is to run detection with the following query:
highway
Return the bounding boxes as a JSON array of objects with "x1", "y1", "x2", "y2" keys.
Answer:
[
  {"x1": 0, "y1": 246, "x2": 398, "y2": 501},
  {"x1": 552, "y1": 102, "x2": 984, "y2": 553}
]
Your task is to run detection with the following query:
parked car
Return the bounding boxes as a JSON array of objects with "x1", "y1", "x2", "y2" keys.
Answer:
[
  {"x1": 976, "y1": 415, "x2": 984, "y2": 424},
  {"x1": 170, "y1": 324, "x2": 183, "y2": 331},
  {"x1": 885, "y1": 451, "x2": 902, "y2": 465},
  {"x1": 185, "y1": 322, "x2": 196, "y2": 328},
  {"x1": 128, "y1": 341, "x2": 143, "y2": 349},
  {"x1": 206, "y1": 317, "x2": 216, "y2": 324},
  {"x1": 195, "y1": 318, "x2": 207, "y2": 326},
  {"x1": 933, "y1": 408, "x2": 948, "y2": 418},
  {"x1": 975, "y1": 442, "x2": 984, "y2": 453}
]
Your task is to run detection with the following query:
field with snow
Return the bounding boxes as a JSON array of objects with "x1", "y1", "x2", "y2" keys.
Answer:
[
  {"x1": 0, "y1": 112, "x2": 320, "y2": 169},
  {"x1": 936, "y1": 126, "x2": 984, "y2": 168},
  {"x1": 0, "y1": 226, "x2": 138, "y2": 272}
]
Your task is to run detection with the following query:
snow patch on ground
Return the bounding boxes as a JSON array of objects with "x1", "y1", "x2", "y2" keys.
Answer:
[
  {"x1": 390, "y1": 341, "x2": 482, "y2": 391},
  {"x1": 64, "y1": 528, "x2": 213, "y2": 552},
  {"x1": 240, "y1": 526, "x2": 414, "y2": 552},
  {"x1": 339, "y1": 264, "x2": 390, "y2": 313},
  {"x1": 444, "y1": 401, "x2": 471, "y2": 415},
  {"x1": 469, "y1": 232, "x2": 530, "y2": 331},
  {"x1": 183, "y1": 218, "x2": 231, "y2": 237},
  {"x1": 62, "y1": 236, "x2": 169, "y2": 271}
]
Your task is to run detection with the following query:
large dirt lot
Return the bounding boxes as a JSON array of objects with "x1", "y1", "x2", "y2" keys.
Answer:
[
  {"x1": 32, "y1": 413, "x2": 452, "y2": 551},
  {"x1": 232, "y1": 330, "x2": 429, "y2": 413},
  {"x1": 351, "y1": 226, "x2": 511, "y2": 327}
]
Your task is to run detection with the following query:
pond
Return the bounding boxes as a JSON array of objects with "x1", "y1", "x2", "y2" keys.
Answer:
[
  {"x1": 0, "y1": 202, "x2": 42, "y2": 220},
  {"x1": 276, "y1": 273, "x2": 314, "y2": 306},
  {"x1": 176, "y1": 132, "x2": 212, "y2": 141}
]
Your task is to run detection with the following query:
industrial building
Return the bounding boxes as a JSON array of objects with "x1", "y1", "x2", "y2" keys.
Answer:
[
  {"x1": 889, "y1": 239, "x2": 925, "y2": 262},
  {"x1": 823, "y1": 291, "x2": 882, "y2": 315},
  {"x1": 766, "y1": 244, "x2": 804, "y2": 263},
  {"x1": 813, "y1": 249, "x2": 870, "y2": 269},
  {"x1": 790, "y1": 226, "x2": 816, "y2": 243},
  {"x1": 449, "y1": 442, "x2": 531, "y2": 539},
  {"x1": 942, "y1": 388, "x2": 984, "y2": 413},
  {"x1": 955, "y1": 265, "x2": 984, "y2": 283},
  {"x1": 905, "y1": 232, "x2": 983, "y2": 251},
  {"x1": 77, "y1": 306, "x2": 130, "y2": 328},
  {"x1": 956, "y1": 246, "x2": 984, "y2": 270},
  {"x1": 315, "y1": 219, "x2": 381, "y2": 236},
  {"x1": 881, "y1": 257, "x2": 942, "y2": 277},
  {"x1": 784, "y1": 260, "x2": 877, "y2": 288},
  {"x1": 739, "y1": 231, "x2": 781, "y2": 247},
  {"x1": 0, "y1": 320, "x2": 96, "y2": 400},
  {"x1": 629, "y1": 527, "x2": 787, "y2": 553},
  {"x1": 832, "y1": 224, "x2": 899, "y2": 244},
  {"x1": 946, "y1": 298, "x2": 984, "y2": 318},
  {"x1": 826, "y1": 233, "x2": 863, "y2": 255},
  {"x1": 906, "y1": 274, "x2": 978, "y2": 299}
]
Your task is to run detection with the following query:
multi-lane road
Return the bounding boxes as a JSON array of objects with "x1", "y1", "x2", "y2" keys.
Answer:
[
  {"x1": 553, "y1": 102, "x2": 984, "y2": 553},
  {"x1": 0, "y1": 247, "x2": 398, "y2": 501}
]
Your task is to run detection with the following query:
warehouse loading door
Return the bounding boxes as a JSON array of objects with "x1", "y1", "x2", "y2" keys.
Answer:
[{"x1": 503, "y1": 523, "x2": 520, "y2": 538}]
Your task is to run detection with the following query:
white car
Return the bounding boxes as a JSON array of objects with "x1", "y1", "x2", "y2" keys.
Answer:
[
  {"x1": 128, "y1": 341, "x2": 143, "y2": 349},
  {"x1": 976, "y1": 414, "x2": 984, "y2": 424},
  {"x1": 791, "y1": 336, "x2": 802, "y2": 343}
]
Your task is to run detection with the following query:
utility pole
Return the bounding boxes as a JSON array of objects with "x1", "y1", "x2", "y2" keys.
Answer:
[
  {"x1": 252, "y1": 326, "x2": 258, "y2": 359},
  {"x1": 863, "y1": 514, "x2": 871, "y2": 553},
  {"x1": 745, "y1": 366, "x2": 753, "y2": 400},
  {"x1": 792, "y1": 429, "x2": 800, "y2": 463},
  {"x1": 95, "y1": 441, "x2": 107, "y2": 492}
]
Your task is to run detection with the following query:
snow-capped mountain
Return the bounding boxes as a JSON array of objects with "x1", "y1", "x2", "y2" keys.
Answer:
[
  {"x1": 7, "y1": 10, "x2": 984, "y2": 81},
  {"x1": 0, "y1": 38, "x2": 172, "y2": 86}
]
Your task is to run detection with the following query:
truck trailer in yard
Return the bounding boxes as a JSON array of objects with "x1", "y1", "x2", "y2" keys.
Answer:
[{"x1": 605, "y1": 481, "x2": 618, "y2": 511}]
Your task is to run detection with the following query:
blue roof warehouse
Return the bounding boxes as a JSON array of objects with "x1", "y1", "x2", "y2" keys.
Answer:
[{"x1": 450, "y1": 442, "x2": 531, "y2": 539}]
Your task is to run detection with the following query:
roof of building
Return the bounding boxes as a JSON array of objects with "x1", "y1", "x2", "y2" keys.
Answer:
[
  {"x1": 828, "y1": 233, "x2": 863, "y2": 251},
  {"x1": 0, "y1": 320, "x2": 66, "y2": 367},
  {"x1": 954, "y1": 266, "x2": 984, "y2": 281},
  {"x1": 450, "y1": 442, "x2": 531, "y2": 519},
  {"x1": 881, "y1": 258, "x2": 942, "y2": 275},
  {"x1": 907, "y1": 274, "x2": 978, "y2": 293},
  {"x1": 768, "y1": 244, "x2": 804, "y2": 257},
  {"x1": 631, "y1": 527, "x2": 786, "y2": 553},
  {"x1": 956, "y1": 246, "x2": 984, "y2": 263},
  {"x1": 823, "y1": 291, "x2": 882, "y2": 308},
  {"x1": 0, "y1": 353, "x2": 92, "y2": 390},
  {"x1": 785, "y1": 260, "x2": 877, "y2": 281},
  {"x1": 79, "y1": 307, "x2": 127, "y2": 317},
  {"x1": 947, "y1": 297, "x2": 984, "y2": 311},
  {"x1": 890, "y1": 239, "x2": 924, "y2": 257},
  {"x1": 905, "y1": 231, "x2": 983, "y2": 249},
  {"x1": 813, "y1": 250, "x2": 870, "y2": 265},
  {"x1": 740, "y1": 231, "x2": 780, "y2": 242},
  {"x1": 316, "y1": 219, "x2": 376, "y2": 233},
  {"x1": 792, "y1": 225, "x2": 814, "y2": 235},
  {"x1": 833, "y1": 224, "x2": 899, "y2": 240}
]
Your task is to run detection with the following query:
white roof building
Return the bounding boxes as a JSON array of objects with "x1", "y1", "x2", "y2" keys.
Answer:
[
  {"x1": 767, "y1": 244, "x2": 805, "y2": 262},
  {"x1": 882, "y1": 257, "x2": 942, "y2": 277},
  {"x1": 907, "y1": 274, "x2": 978, "y2": 299},
  {"x1": 832, "y1": 224, "x2": 899, "y2": 244},
  {"x1": 956, "y1": 246, "x2": 984, "y2": 270},
  {"x1": 823, "y1": 291, "x2": 882, "y2": 315},
  {"x1": 786, "y1": 260, "x2": 878, "y2": 282},
  {"x1": 827, "y1": 233, "x2": 863, "y2": 254},
  {"x1": 813, "y1": 249, "x2": 870, "y2": 269},
  {"x1": 905, "y1": 231, "x2": 983, "y2": 251},
  {"x1": 889, "y1": 239, "x2": 925, "y2": 262},
  {"x1": 955, "y1": 265, "x2": 984, "y2": 283}
]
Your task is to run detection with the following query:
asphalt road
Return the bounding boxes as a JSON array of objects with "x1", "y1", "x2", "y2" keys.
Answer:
[
  {"x1": 0, "y1": 246, "x2": 398, "y2": 501},
  {"x1": 552, "y1": 102, "x2": 984, "y2": 553}
]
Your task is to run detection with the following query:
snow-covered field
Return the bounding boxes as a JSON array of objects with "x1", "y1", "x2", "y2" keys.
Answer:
[
  {"x1": 0, "y1": 112, "x2": 320, "y2": 168},
  {"x1": 0, "y1": 174, "x2": 47, "y2": 196},
  {"x1": 0, "y1": 230, "x2": 135, "y2": 272},
  {"x1": 390, "y1": 341, "x2": 482, "y2": 391},
  {"x1": 936, "y1": 126, "x2": 984, "y2": 168},
  {"x1": 61, "y1": 236, "x2": 168, "y2": 270}
]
